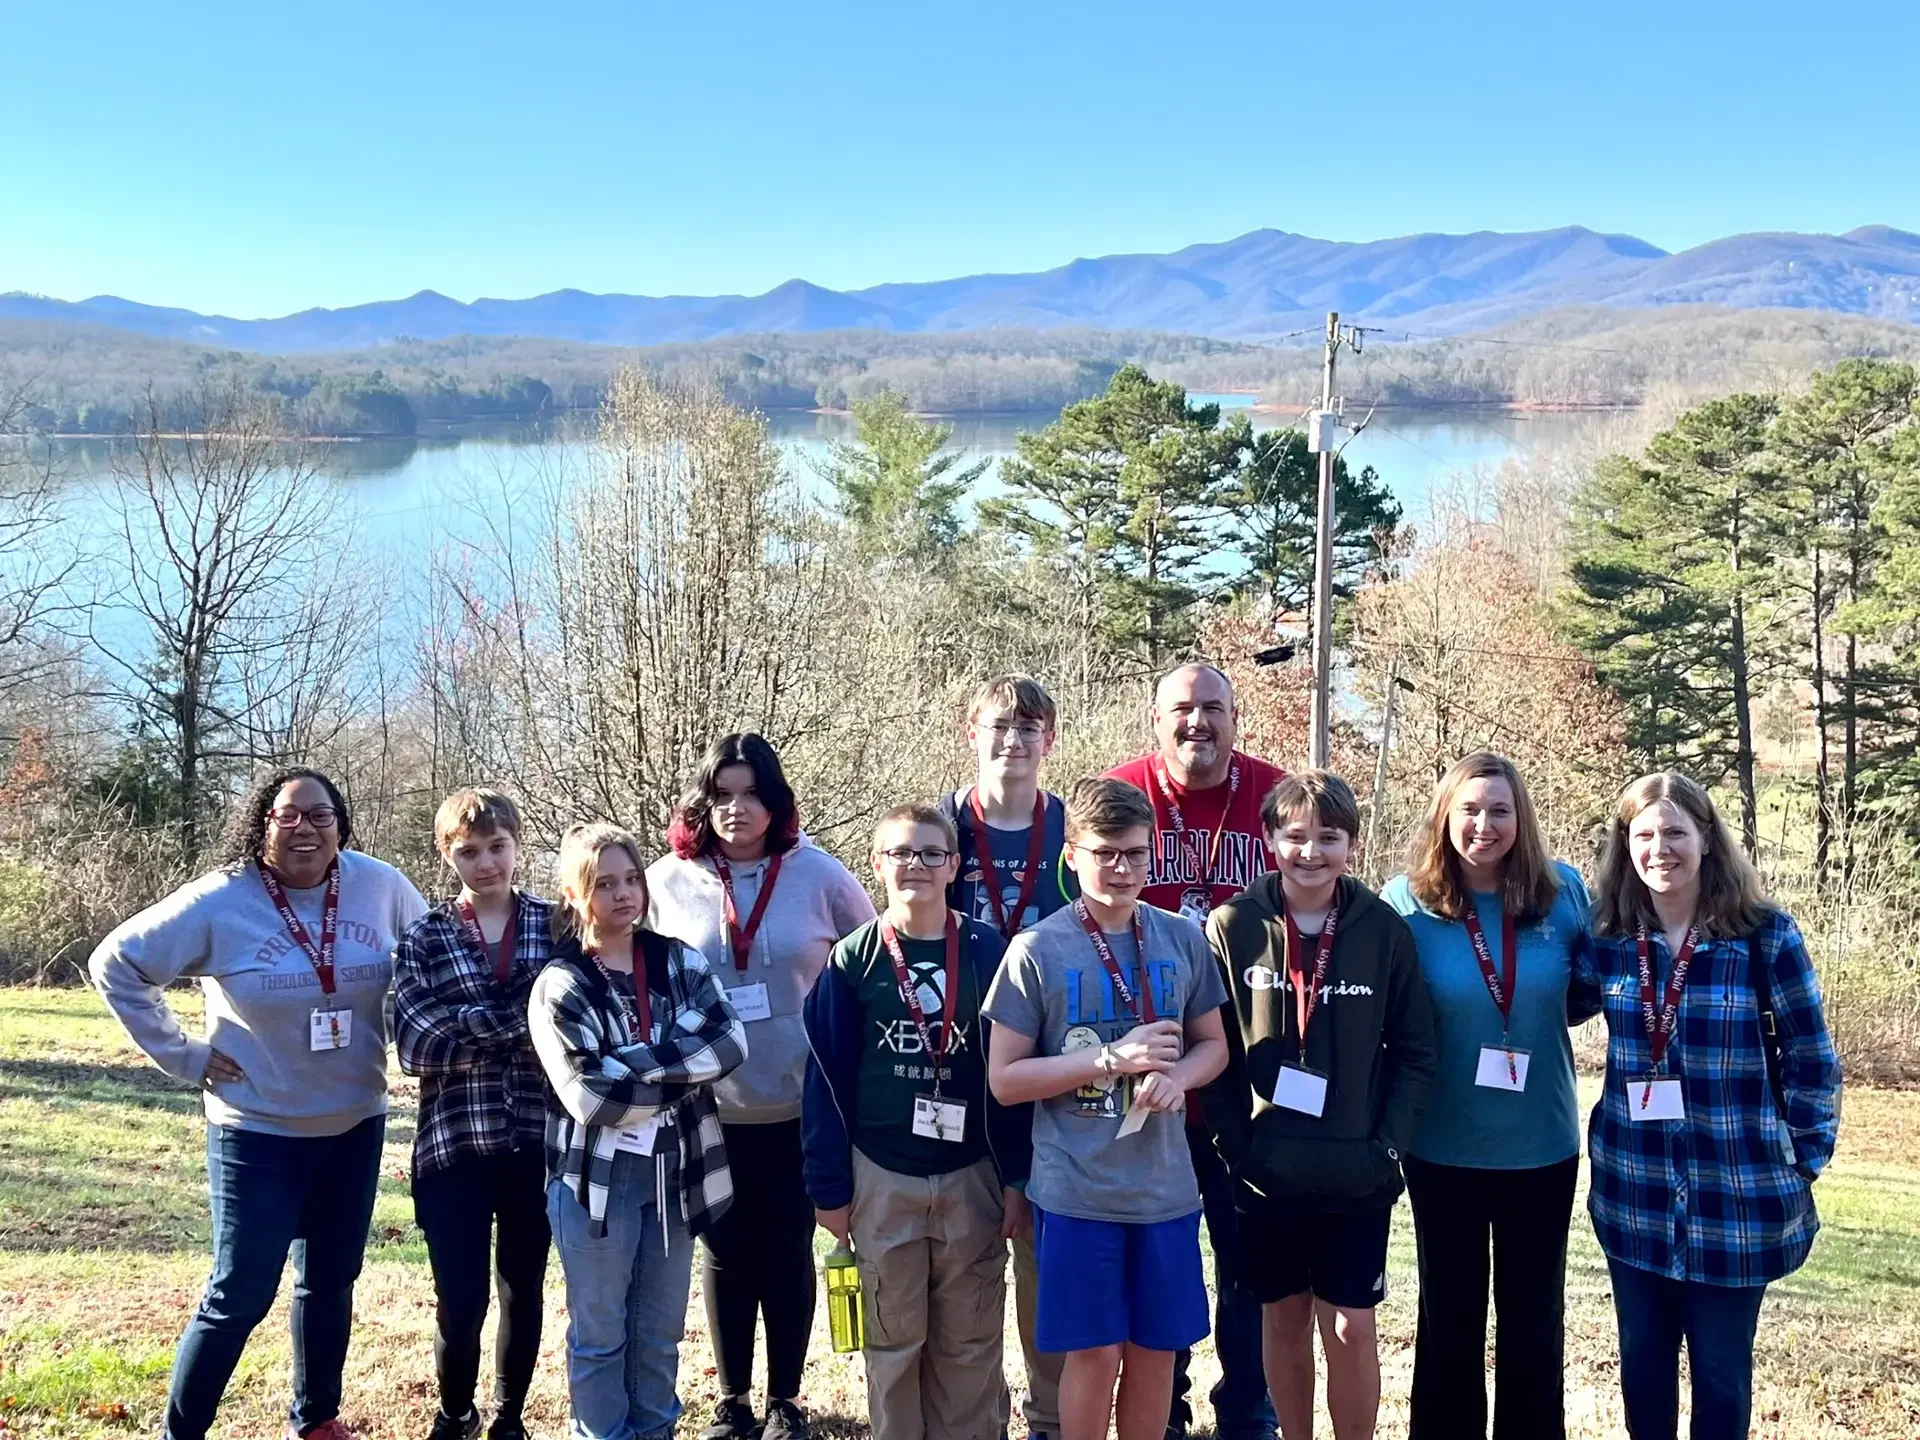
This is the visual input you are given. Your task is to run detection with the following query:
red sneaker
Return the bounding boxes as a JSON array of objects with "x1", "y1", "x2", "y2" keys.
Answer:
[{"x1": 287, "y1": 1421, "x2": 359, "y2": 1440}]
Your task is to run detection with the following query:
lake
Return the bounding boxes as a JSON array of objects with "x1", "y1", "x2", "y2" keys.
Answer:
[
  {"x1": 157, "y1": 401, "x2": 1636, "y2": 563},
  {"x1": 40, "y1": 402, "x2": 1644, "y2": 653}
]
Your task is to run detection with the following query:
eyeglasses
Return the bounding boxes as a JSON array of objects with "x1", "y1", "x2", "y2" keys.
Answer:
[
  {"x1": 268, "y1": 805, "x2": 338, "y2": 830},
  {"x1": 1078, "y1": 846, "x2": 1152, "y2": 871},
  {"x1": 878, "y1": 847, "x2": 954, "y2": 870},
  {"x1": 984, "y1": 721, "x2": 1048, "y2": 743}
]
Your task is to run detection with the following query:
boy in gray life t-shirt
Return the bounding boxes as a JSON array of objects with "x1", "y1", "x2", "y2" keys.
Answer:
[
  {"x1": 982, "y1": 777, "x2": 1231, "y2": 1440},
  {"x1": 983, "y1": 899, "x2": 1228, "y2": 1223}
]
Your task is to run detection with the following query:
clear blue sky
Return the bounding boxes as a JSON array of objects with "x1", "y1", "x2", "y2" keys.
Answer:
[{"x1": 4, "y1": 0, "x2": 1915, "y2": 318}]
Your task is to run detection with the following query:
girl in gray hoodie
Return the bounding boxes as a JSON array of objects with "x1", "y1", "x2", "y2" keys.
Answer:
[{"x1": 645, "y1": 733, "x2": 874, "y2": 1440}]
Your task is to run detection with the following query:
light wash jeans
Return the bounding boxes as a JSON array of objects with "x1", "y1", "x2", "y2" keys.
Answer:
[{"x1": 547, "y1": 1152, "x2": 694, "y2": 1440}]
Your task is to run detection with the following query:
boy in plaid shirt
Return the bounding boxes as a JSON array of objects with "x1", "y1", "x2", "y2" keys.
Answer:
[{"x1": 394, "y1": 788, "x2": 553, "y2": 1440}]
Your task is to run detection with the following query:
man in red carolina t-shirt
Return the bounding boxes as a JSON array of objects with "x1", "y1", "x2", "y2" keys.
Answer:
[
  {"x1": 1105, "y1": 663, "x2": 1288, "y2": 924},
  {"x1": 1105, "y1": 661, "x2": 1286, "y2": 1440}
]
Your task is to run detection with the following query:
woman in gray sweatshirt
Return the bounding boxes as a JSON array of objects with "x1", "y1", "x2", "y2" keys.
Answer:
[
  {"x1": 647, "y1": 733, "x2": 875, "y2": 1440},
  {"x1": 89, "y1": 767, "x2": 428, "y2": 1440}
]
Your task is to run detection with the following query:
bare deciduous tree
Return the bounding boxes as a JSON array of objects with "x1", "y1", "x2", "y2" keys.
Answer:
[
  {"x1": 97, "y1": 376, "x2": 370, "y2": 859},
  {"x1": 421, "y1": 369, "x2": 961, "y2": 861},
  {"x1": 0, "y1": 371, "x2": 83, "y2": 702}
]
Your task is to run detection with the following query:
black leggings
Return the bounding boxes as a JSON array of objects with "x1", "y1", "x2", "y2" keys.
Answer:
[
  {"x1": 412, "y1": 1145, "x2": 551, "y2": 1421},
  {"x1": 702, "y1": 1119, "x2": 817, "y2": 1402}
]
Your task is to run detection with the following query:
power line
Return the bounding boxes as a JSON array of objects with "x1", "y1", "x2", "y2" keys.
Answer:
[
  {"x1": 1372, "y1": 329, "x2": 1635, "y2": 357},
  {"x1": 1350, "y1": 637, "x2": 1602, "y2": 669}
]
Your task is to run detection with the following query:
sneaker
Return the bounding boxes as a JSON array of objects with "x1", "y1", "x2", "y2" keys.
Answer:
[
  {"x1": 429, "y1": 1413, "x2": 482, "y2": 1440},
  {"x1": 761, "y1": 1399, "x2": 810, "y2": 1440},
  {"x1": 289, "y1": 1423, "x2": 360, "y2": 1440},
  {"x1": 700, "y1": 1397, "x2": 759, "y2": 1440},
  {"x1": 486, "y1": 1414, "x2": 527, "y2": 1440}
]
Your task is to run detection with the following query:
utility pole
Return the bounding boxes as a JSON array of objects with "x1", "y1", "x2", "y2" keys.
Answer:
[{"x1": 1307, "y1": 311, "x2": 1341, "y2": 767}]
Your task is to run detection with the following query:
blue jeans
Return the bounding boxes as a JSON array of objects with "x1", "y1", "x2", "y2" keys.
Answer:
[
  {"x1": 1172, "y1": 1124, "x2": 1276, "y2": 1438},
  {"x1": 165, "y1": 1115, "x2": 385, "y2": 1440},
  {"x1": 1607, "y1": 1257, "x2": 1768, "y2": 1440},
  {"x1": 548, "y1": 1153, "x2": 694, "y2": 1440}
]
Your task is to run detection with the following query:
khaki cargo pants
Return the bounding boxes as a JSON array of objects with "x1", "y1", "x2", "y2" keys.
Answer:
[{"x1": 850, "y1": 1150, "x2": 1010, "y2": 1440}]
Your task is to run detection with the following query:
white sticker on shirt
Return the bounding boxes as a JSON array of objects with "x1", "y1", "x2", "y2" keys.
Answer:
[
  {"x1": 309, "y1": 1008, "x2": 352, "y2": 1051},
  {"x1": 911, "y1": 1095, "x2": 968, "y2": 1143},
  {"x1": 728, "y1": 982, "x2": 772, "y2": 1023},
  {"x1": 1474, "y1": 1045, "x2": 1530, "y2": 1092},
  {"x1": 613, "y1": 1115, "x2": 663, "y2": 1154},
  {"x1": 1630, "y1": 1077, "x2": 1685, "y2": 1122},
  {"x1": 1273, "y1": 1064, "x2": 1328, "y2": 1117}
]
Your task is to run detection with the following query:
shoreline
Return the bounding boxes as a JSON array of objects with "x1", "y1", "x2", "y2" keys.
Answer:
[{"x1": 34, "y1": 397, "x2": 1646, "y2": 441}]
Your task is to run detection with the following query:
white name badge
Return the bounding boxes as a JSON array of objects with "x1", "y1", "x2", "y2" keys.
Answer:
[
  {"x1": 728, "y1": 982, "x2": 773, "y2": 1023},
  {"x1": 1630, "y1": 1076, "x2": 1686, "y2": 1122},
  {"x1": 613, "y1": 1115, "x2": 663, "y2": 1154},
  {"x1": 1274, "y1": 1064, "x2": 1328, "y2": 1118},
  {"x1": 1474, "y1": 1045, "x2": 1531, "y2": 1092},
  {"x1": 1115, "y1": 1103, "x2": 1151, "y2": 1139},
  {"x1": 912, "y1": 1095, "x2": 968, "y2": 1143},
  {"x1": 309, "y1": 1007, "x2": 352, "y2": 1051}
]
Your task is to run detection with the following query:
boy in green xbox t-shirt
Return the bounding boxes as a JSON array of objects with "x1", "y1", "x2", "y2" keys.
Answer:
[
  {"x1": 801, "y1": 803, "x2": 1030, "y2": 1440},
  {"x1": 983, "y1": 777, "x2": 1229, "y2": 1440}
]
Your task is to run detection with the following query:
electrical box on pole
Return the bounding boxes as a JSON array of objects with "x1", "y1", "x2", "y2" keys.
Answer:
[{"x1": 1306, "y1": 410, "x2": 1339, "y2": 453}]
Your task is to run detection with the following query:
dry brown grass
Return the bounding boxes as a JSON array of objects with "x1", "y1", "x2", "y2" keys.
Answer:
[{"x1": 2, "y1": 990, "x2": 1915, "y2": 1439}]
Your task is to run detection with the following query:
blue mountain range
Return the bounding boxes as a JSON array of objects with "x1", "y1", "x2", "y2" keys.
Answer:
[{"x1": 6, "y1": 224, "x2": 1919, "y2": 352}]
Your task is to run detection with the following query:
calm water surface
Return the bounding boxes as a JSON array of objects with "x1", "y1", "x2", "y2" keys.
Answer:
[{"x1": 47, "y1": 402, "x2": 1642, "y2": 606}]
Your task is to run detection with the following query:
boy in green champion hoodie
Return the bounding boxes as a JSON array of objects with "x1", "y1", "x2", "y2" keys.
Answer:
[{"x1": 1201, "y1": 771, "x2": 1436, "y2": 1440}]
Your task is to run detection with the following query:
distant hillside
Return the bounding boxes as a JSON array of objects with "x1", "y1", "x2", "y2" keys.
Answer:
[
  {"x1": 5, "y1": 307, "x2": 1919, "y2": 435},
  {"x1": 6, "y1": 225, "x2": 1920, "y2": 352}
]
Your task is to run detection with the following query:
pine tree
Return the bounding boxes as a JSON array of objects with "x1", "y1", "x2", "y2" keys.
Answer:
[
  {"x1": 983, "y1": 364, "x2": 1247, "y2": 671},
  {"x1": 1564, "y1": 394, "x2": 1783, "y2": 852},
  {"x1": 815, "y1": 390, "x2": 990, "y2": 560},
  {"x1": 1228, "y1": 427, "x2": 1403, "y2": 616},
  {"x1": 1773, "y1": 360, "x2": 1920, "y2": 873}
]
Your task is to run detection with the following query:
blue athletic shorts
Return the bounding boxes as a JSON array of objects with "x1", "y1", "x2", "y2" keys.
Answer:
[{"x1": 1031, "y1": 1204, "x2": 1210, "y2": 1353}]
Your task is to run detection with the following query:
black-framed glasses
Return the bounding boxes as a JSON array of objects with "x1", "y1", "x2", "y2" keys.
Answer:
[
  {"x1": 878, "y1": 846, "x2": 954, "y2": 870},
  {"x1": 268, "y1": 805, "x2": 338, "y2": 830}
]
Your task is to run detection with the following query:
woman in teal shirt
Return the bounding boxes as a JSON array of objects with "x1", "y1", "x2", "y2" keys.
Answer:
[{"x1": 1381, "y1": 752, "x2": 1592, "y2": 1440}]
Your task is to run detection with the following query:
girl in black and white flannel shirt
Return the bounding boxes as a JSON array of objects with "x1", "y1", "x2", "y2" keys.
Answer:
[{"x1": 530, "y1": 822, "x2": 747, "y2": 1440}]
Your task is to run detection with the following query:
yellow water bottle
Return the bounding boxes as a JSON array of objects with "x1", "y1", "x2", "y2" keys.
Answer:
[{"x1": 824, "y1": 1240, "x2": 865, "y2": 1354}]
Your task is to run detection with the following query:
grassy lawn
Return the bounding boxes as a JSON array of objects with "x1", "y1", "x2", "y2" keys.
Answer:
[{"x1": 2, "y1": 988, "x2": 1915, "y2": 1439}]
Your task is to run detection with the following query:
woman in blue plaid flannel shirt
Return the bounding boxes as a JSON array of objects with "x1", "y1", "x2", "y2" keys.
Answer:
[{"x1": 1575, "y1": 772, "x2": 1841, "y2": 1440}]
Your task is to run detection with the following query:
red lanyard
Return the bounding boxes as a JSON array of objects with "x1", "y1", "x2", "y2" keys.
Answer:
[
  {"x1": 966, "y1": 788, "x2": 1046, "y2": 941},
  {"x1": 880, "y1": 914, "x2": 964, "y2": 1097},
  {"x1": 1283, "y1": 903, "x2": 1340, "y2": 1062},
  {"x1": 1461, "y1": 902, "x2": 1517, "y2": 1034},
  {"x1": 715, "y1": 852, "x2": 783, "y2": 971},
  {"x1": 1635, "y1": 923, "x2": 1699, "y2": 1072},
  {"x1": 593, "y1": 953, "x2": 653, "y2": 1041},
  {"x1": 1074, "y1": 899, "x2": 1156, "y2": 1024},
  {"x1": 455, "y1": 895, "x2": 519, "y2": 984},
  {"x1": 1152, "y1": 757, "x2": 1239, "y2": 893},
  {"x1": 258, "y1": 859, "x2": 341, "y2": 994}
]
